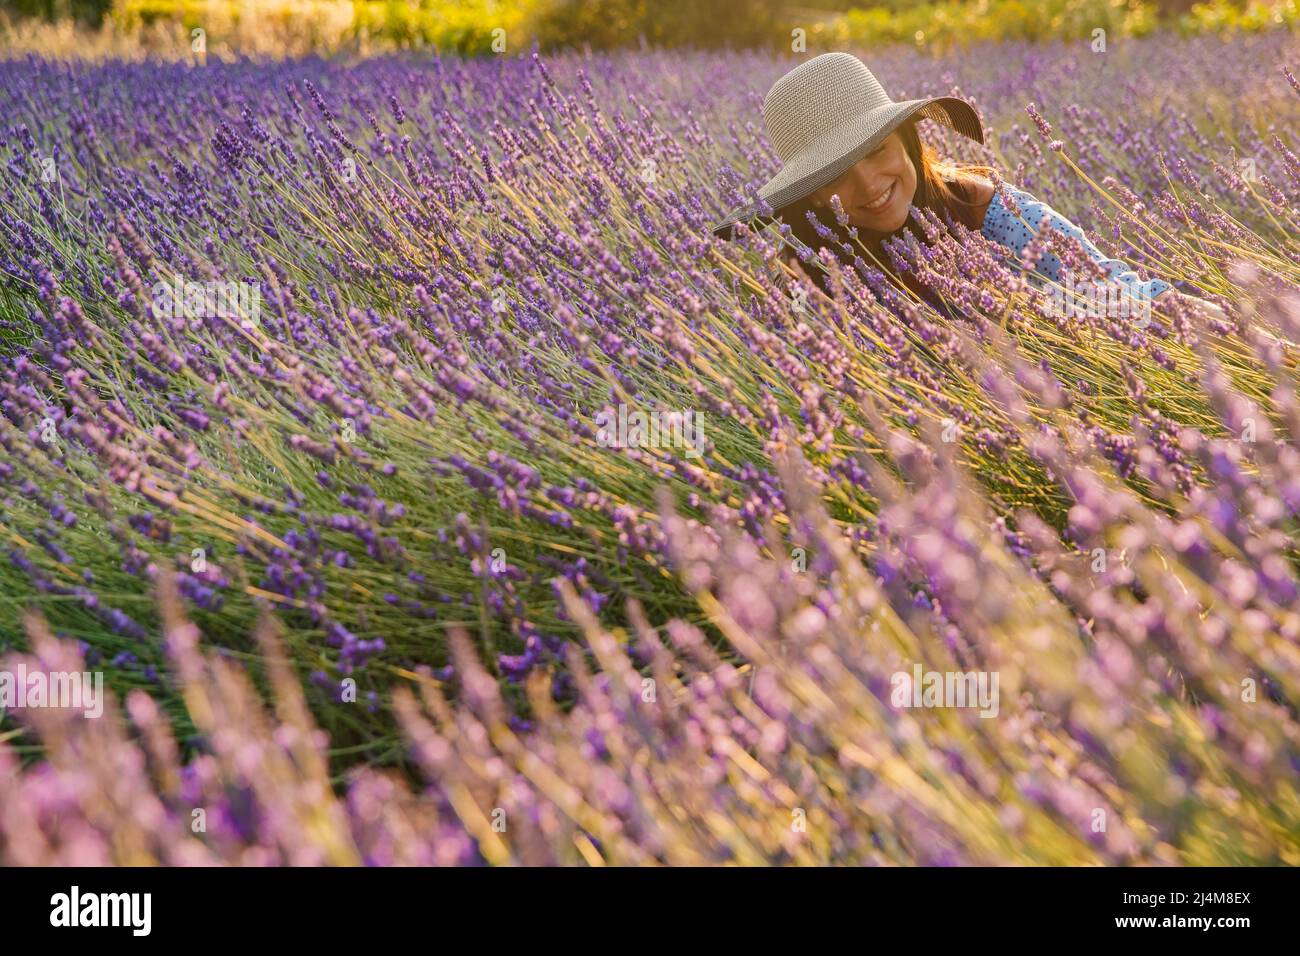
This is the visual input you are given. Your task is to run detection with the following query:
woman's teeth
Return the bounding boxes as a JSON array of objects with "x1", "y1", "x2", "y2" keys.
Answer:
[{"x1": 862, "y1": 182, "x2": 894, "y2": 210}]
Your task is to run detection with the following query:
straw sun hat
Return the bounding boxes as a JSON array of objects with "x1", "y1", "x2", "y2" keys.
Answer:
[{"x1": 711, "y1": 52, "x2": 985, "y2": 237}]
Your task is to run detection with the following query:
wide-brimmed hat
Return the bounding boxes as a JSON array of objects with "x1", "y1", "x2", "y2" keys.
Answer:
[{"x1": 711, "y1": 52, "x2": 984, "y2": 237}]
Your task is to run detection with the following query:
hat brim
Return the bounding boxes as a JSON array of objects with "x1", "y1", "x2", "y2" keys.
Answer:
[{"x1": 710, "y1": 96, "x2": 984, "y2": 238}]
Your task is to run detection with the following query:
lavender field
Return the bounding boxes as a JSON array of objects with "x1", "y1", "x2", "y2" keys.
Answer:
[{"x1": 1, "y1": 30, "x2": 1299, "y2": 865}]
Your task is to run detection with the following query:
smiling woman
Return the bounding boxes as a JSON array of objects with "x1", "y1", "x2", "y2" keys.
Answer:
[
  {"x1": 809, "y1": 128, "x2": 936, "y2": 230},
  {"x1": 777, "y1": 118, "x2": 995, "y2": 301},
  {"x1": 717, "y1": 52, "x2": 1214, "y2": 320}
]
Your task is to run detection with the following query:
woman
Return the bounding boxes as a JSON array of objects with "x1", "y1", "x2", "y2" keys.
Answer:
[{"x1": 712, "y1": 53, "x2": 1218, "y2": 320}]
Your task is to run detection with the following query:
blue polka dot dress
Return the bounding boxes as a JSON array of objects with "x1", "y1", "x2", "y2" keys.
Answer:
[{"x1": 980, "y1": 182, "x2": 1171, "y2": 301}]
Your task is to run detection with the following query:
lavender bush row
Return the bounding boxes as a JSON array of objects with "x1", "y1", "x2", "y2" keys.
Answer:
[
  {"x1": 2, "y1": 390, "x2": 1298, "y2": 864},
  {"x1": 0, "y1": 30, "x2": 1297, "y2": 841}
]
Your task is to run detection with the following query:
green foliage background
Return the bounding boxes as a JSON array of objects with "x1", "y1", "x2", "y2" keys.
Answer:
[{"x1": 1, "y1": 0, "x2": 1296, "y2": 53}]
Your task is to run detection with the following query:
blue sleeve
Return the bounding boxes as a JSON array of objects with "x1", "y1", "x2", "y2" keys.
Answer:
[{"x1": 981, "y1": 184, "x2": 1172, "y2": 302}]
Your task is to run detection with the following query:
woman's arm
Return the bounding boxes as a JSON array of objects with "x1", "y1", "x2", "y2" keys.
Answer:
[
  {"x1": 981, "y1": 182, "x2": 1172, "y2": 303},
  {"x1": 981, "y1": 182, "x2": 1234, "y2": 321}
]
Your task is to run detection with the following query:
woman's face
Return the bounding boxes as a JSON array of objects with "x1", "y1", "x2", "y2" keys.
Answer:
[{"x1": 808, "y1": 131, "x2": 916, "y2": 233}]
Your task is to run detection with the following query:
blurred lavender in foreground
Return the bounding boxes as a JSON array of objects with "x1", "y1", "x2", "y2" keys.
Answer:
[{"x1": 3, "y1": 376, "x2": 1297, "y2": 863}]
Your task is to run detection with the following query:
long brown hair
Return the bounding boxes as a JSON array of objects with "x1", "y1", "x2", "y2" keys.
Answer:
[{"x1": 779, "y1": 119, "x2": 991, "y2": 307}]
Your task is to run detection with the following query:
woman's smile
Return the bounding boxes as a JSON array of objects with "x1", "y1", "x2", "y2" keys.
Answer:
[
  {"x1": 857, "y1": 180, "x2": 895, "y2": 212},
  {"x1": 807, "y1": 134, "x2": 918, "y2": 233}
]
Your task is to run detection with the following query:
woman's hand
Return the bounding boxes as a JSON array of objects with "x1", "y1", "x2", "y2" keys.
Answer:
[
  {"x1": 771, "y1": 251, "x2": 815, "y2": 290},
  {"x1": 765, "y1": 252, "x2": 823, "y2": 313},
  {"x1": 1162, "y1": 290, "x2": 1230, "y2": 324},
  {"x1": 787, "y1": 257, "x2": 815, "y2": 289}
]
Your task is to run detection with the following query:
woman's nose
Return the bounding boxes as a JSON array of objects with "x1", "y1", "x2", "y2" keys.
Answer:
[{"x1": 846, "y1": 161, "x2": 886, "y2": 197}]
